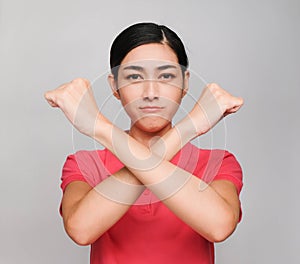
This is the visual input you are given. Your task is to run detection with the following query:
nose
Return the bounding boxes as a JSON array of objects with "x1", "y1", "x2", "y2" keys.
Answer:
[{"x1": 142, "y1": 80, "x2": 159, "y2": 101}]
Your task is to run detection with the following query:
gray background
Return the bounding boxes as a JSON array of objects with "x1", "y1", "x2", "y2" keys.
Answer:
[{"x1": 1, "y1": 0, "x2": 299, "y2": 263}]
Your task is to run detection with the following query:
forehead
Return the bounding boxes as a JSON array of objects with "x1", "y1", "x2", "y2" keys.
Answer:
[
  {"x1": 119, "y1": 60, "x2": 181, "y2": 73},
  {"x1": 121, "y1": 43, "x2": 179, "y2": 65}
]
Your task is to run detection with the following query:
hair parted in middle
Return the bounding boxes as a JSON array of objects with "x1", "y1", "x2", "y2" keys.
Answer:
[{"x1": 109, "y1": 22, "x2": 189, "y2": 79}]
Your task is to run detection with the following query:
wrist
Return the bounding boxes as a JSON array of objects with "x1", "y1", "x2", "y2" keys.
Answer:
[
  {"x1": 94, "y1": 174, "x2": 145, "y2": 205},
  {"x1": 114, "y1": 168, "x2": 143, "y2": 185},
  {"x1": 187, "y1": 103, "x2": 217, "y2": 136},
  {"x1": 93, "y1": 114, "x2": 114, "y2": 147},
  {"x1": 175, "y1": 114, "x2": 200, "y2": 143}
]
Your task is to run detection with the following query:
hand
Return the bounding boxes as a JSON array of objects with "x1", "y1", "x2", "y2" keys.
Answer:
[
  {"x1": 44, "y1": 78, "x2": 101, "y2": 137},
  {"x1": 189, "y1": 83, "x2": 244, "y2": 135}
]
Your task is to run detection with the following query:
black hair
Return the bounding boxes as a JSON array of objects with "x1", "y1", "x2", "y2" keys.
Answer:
[{"x1": 110, "y1": 22, "x2": 188, "y2": 78}]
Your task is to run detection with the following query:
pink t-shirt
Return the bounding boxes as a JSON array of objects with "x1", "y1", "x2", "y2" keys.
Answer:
[{"x1": 61, "y1": 143, "x2": 243, "y2": 264}]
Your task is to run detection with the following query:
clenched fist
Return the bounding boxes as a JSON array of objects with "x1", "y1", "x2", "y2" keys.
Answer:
[
  {"x1": 44, "y1": 78, "x2": 101, "y2": 137},
  {"x1": 189, "y1": 83, "x2": 244, "y2": 135}
]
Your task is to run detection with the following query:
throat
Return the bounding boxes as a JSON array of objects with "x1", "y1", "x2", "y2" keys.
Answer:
[{"x1": 128, "y1": 123, "x2": 172, "y2": 147}]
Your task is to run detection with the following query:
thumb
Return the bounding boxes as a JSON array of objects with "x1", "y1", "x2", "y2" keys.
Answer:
[
  {"x1": 225, "y1": 97, "x2": 244, "y2": 116},
  {"x1": 44, "y1": 91, "x2": 59, "y2": 108}
]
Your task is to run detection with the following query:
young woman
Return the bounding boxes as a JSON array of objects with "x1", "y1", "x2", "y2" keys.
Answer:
[{"x1": 45, "y1": 22, "x2": 244, "y2": 264}]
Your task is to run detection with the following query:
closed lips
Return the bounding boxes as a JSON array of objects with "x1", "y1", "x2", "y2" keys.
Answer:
[{"x1": 139, "y1": 106, "x2": 164, "y2": 112}]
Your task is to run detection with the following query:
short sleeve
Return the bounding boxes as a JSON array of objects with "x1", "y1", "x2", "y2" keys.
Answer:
[
  {"x1": 61, "y1": 150, "x2": 111, "y2": 193},
  {"x1": 60, "y1": 154, "x2": 87, "y2": 193},
  {"x1": 195, "y1": 149, "x2": 243, "y2": 195},
  {"x1": 213, "y1": 151, "x2": 243, "y2": 195},
  {"x1": 204, "y1": 150, "x2": 243, "y2": 222},
  {"x1": 191, "y1": 148, "x2": 243, "y2": 221}
]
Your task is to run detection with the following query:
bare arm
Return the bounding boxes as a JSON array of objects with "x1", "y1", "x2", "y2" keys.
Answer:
[
  {"x1": 61, "y1": 168, "x2": 142, "y2": 245},
  {"x1": 45, "y1": 79, "x2": 243, "y2": 243},
  {"x1": 95, "y1": 119, "x2": 241, "y2": 242},
  {"x1": 60, "y1": 112, "x2": 198, "y2": 245}
]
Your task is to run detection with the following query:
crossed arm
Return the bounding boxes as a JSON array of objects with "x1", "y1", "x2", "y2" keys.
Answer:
[{"x1": 45, "y1": 79, "x2": 243, "y2": 245}]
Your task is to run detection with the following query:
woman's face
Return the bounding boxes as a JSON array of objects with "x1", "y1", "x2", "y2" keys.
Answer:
[{"x1": 109, "y1": 43, "x2": 189, "y2": 134}]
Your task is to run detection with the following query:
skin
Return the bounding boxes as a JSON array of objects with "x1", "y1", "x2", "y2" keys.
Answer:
[
  {"x1": 45, "y1": 43, "x2": 244, "y2": 246},
  {"x1": 109, "y1": 44, "x2": 189, "y2": 145}
]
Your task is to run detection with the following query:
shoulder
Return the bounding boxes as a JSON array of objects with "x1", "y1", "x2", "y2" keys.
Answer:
[
  {"x1": 63, "y1": 149, "x2": 107, "y2": 173},
  {"x1": 188, "y1": 144, "x2": 243, "y2": 194},
  {"x1": 188, "y1": 144, "x2": 241, "y2": 169},
  {"x1": 61, "y1": 149, "x2": 110, "y2": 190}
]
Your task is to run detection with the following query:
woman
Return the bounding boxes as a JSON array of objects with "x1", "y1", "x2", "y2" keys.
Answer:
[{"x1": 45, "y1": 22, "x2": 244, "y2": 264}]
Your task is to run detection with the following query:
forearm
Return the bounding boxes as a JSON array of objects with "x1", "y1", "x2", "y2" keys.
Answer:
[
  {"x1": 94, "y1": 119, "x2": 238, "y2": 242},
  {"x1": 150, "y1": 115, "x2": 198, "y2": 160},
  {"x1": 64, "y1": 118, "x2": 196, "y2": 245},
  {"x1": 45, "y1": 79, "x2": 243, "y2": 243},
  {"x1": 64, "y1": 168, "x2": 145, "y2": 245},
  {"x1": 131, "y1": 161, "x2": 238, "y2": 242}
]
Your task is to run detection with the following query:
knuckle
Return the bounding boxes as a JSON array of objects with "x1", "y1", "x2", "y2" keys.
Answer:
[
  {"x1": 213, "y1": 90, "x2": 224, "y2": 100},
  {"x1": 209, "y1": 83, "x2": 220, "y2": 90},
  {"x1": 72, "y1": 78, "x2": 90, "y2": 87},
  {"x1": 44, "y1": 91, "x2": 50, "y2": 99},
  {"x1": 72, "y1": 78, "x2": 82, "y2": 83},
  {"x1": 207, "y1": 83, "x2": 223, "y2": 96},
  {"x1": 240, "y1": 97, "x2": 244, "y2": 105}
]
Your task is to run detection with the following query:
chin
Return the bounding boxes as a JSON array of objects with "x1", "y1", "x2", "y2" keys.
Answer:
[{"x1": 134, "y1": 117, "x2": 171, "y2": 134}]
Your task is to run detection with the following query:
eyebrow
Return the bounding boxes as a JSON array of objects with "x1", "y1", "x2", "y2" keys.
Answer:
[
  {"x1": 122, "y1": 64, "x2": 178, "y2": 72},
  {"x1": 122, "y1": 65, "x2": 144, "y2": 71},
  {"x1": 157, "y1": 65, "x2": 177, "y2": 70}
]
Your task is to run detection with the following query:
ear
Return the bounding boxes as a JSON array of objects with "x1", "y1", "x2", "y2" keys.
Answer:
[
  {"x1": 182, "y1": 70, "x2": 190, "y2": 97},
  {"x1": 107, "y1": 74, "x2": 120, "y2": 100}
]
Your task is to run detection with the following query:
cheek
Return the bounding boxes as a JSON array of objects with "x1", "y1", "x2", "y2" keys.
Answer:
[
  {"x1": 161, "y1": 88, "x2": 183, "y2": 105},
  {"x1": 165, "y1": 101, "x2": 180, "y2": 120},
  {"x1": 119, "y1": 87, "x2": 140, "y2": 106},
  {"x1": 118, "y1": 89, "x2": 141, "y2": 121},
  {"x1": 163, "y1": 90, "x2": 183, "y2": 118}
]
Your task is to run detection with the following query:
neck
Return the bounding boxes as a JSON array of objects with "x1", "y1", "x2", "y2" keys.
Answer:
[{"x1": 128, "y1": 123, "x2": 172, "y2": 147}]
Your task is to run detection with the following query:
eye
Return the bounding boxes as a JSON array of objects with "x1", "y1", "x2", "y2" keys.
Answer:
[
  {"x1": 126, "y1": 74, "x2": 143, "y2": 80},
  {"x1": 159, "y1": 73, "x2": 176, "y2": 80}
]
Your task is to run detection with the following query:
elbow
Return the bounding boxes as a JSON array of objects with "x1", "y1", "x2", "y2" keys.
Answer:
[
  {"x1": 210, "y1": 225, "x2": 236, "y2": 243},
  {"x1": 69, "y1": 232, "x2": 93, "y2": 247},
  {"x1": 64, "y1": 217, "x2": 96, "y2": 246},
  {"x1": 207, "y1": 211, "x2": 238, "y2": 243}
]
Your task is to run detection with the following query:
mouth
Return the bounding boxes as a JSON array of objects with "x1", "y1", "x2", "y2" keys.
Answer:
[{"x1": 139, "y1": 106, "x2": 165, "y2": 113}]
